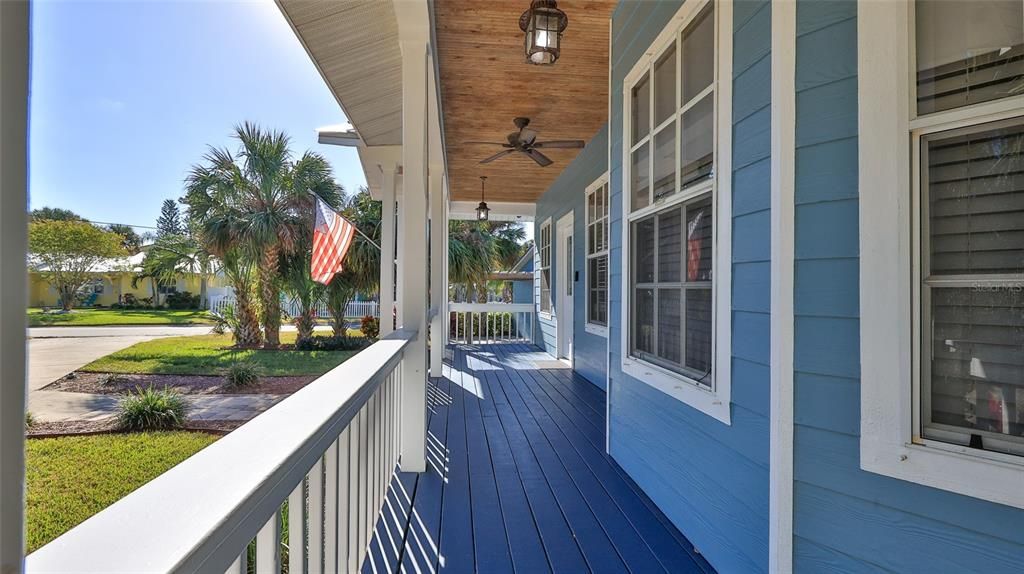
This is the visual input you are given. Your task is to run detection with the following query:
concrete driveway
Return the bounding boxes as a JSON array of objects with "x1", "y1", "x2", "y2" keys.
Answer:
[{"x1": 27, "y1": 325, "x2": 212, "y2": 421}]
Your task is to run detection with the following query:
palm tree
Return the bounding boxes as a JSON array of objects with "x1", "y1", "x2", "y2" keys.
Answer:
[
  {"x1": 447, "y1": 221, "x2": 527, "y2": 302},
  {"x1": 182, "y1": 122, "x2": 342, "y2": 348},
  {"x1": 144, "y1": 233, "x2": 217, "y2": 308},
  {"x1": 282, "y1": 248, "x2": 325, "y2": 346}
]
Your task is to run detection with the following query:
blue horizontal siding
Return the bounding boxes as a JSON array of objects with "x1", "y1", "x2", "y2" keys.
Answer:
[
  {"x1": 606, "y1": 2, "x2": 772, "y2": 572},
  {"x1": 792, "y1": 1, "x2": 1024, "y2": 571},
  {"x1": 533, "y1": 125, "x2": 609, "y2": 389}
]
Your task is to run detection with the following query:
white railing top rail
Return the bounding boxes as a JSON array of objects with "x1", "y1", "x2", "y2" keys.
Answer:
[
  {"x1": 447, "y1": 302, "x2": 534, "y2": 313},
  {"x1": 26, "y1": 329, "x2": 417, "y2": 573}
]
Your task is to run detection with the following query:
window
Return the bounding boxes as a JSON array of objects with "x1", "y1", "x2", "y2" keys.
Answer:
[
  {"x1": 586, "y1": 176, "x2": 609, "y2": 333},
  {"x1": 860, "y1": 0, "x2": 1024, "y2": 508},
  {"x1": 621, "y1": 0, "x2": 732, "y2": 423},
  {"x1": 158, "y1": 282, "x2": 177, "y2": 295},
  {"x1": 539, "y1": 218, "x2": 552, "y2": 315}
]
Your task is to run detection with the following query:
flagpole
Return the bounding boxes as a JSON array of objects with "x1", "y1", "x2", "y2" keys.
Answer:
[{"x1": 310, "y1": 192, "x2": 381, "y2": 252}]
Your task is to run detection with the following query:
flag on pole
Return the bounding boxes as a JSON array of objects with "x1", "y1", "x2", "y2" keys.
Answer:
[{"x1": 311, "y1": 197, "x2": 357, "y2": 284}]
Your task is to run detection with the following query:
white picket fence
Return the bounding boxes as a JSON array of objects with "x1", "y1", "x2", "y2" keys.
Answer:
[{"x1": 208, "y1": 294, "x2": 379, "y2": 320}]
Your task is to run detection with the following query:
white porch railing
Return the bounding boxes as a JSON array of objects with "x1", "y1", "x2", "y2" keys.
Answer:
[
  {"x1": 448, "y1": 302, "x2": 534, "y2": 345},
  {"x1": 208, "y1": 294, "x2": 380, "y2": 321},
  {"x1": 26, "y1": 329, "x2": 416, "y2": 573}
]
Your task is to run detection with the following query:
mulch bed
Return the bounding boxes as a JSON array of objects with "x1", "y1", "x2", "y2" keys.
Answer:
[
  {"x1": 26, "y1": 419, "x2": 245, "y2": 438},
  {"x1": 44, "y1": 372, "x2": 317, "y2": 396}
]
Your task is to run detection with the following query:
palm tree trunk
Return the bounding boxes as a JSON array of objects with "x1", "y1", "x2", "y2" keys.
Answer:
[
  {"x1": 199, "y1": 276, "x2": 208, "y2": 309},
  {"x1": 233, "y1": 282, "x2": 263, "y2": 348},
  {"x1": 260, "y1": 245, "x2": 282, "y2": 348}
]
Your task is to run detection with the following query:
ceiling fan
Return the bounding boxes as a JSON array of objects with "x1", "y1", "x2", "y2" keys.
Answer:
[{"x1": 466, "y1": 117, "x2": 584, "y2": 167}]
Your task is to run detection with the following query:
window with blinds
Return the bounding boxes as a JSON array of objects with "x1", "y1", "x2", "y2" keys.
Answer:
[
  {"x1": 539, "y1": 220, "x2": 552, "y2": 314},
  {"x1": 586, "y1": 182, "x2": 609, "y2": 328},
  {"x1": 914, "y1": 0, "x2": 1024, "y2": 458},
  {"x1": 625, "y1": 0, "x2": 717, "y2": 388},
  {"x1": 921, "y1": 118, "x2": 1024, "y2": 456},
  {"x1": 916, "y1": 0, "x2": 1024, "y2": 115}
]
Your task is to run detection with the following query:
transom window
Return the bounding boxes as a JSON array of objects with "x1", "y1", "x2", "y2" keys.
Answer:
[
  {"x1": 586, "y1": 178, "x2": 609, "y2": 330},
  {"x1": 914, "y1": 0, "x2": 1024, "y2": 458},
  {"x1": 539, "y1": 219, "x2": 552, "y2": 314},
  {"x1": 626, "y1": 0, "x2": 717, "y2": 387}
]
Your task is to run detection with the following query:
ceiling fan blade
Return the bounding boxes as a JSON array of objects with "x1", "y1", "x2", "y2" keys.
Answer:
[
  {"x1": 480, "y1": 149, "x2": 516, "y2": 164},
  {"x1": 525, "y1": 149, "x2": 554, "y2": 167},
  {"x1": 532, "y1": 140, "x2": 586, "y2": 149},
  {"x1": 464, "y1": 141, "x2": 511, "y2": 146}
]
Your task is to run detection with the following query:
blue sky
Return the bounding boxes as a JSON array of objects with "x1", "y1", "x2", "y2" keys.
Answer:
[{"x1": 29, "y1": 0, "x2": 366, "y2": 230}]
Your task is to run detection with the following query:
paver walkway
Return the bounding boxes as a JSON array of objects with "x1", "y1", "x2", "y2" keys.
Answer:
[{"x1": 27, "y1": 326, "x2": 284, "y2": 422}]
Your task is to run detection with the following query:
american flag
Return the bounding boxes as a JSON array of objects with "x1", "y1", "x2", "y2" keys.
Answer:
[{"x1": 311, "y1": 197, "x2": 357, "y2": 284}]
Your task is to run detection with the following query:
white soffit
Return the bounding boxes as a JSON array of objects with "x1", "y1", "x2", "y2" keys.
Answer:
[{"x1": 277, "y1": 0, "x2": 403, "y2": 146}]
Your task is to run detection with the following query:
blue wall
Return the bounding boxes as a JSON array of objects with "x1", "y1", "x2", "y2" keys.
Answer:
[
  {"x1": 533, "y1": 125, "x2": 609, "y2": 390},
  {"x1": 791, "y1": 2, "x2": 1024, "y2": 570},
  {"x1": 604, "y1": 1, "x2": 771, "y2": 572}
]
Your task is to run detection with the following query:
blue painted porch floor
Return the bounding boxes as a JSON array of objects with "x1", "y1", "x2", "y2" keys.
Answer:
[{"x1": 363, "y1": 343, "x2": 714, "y2": 574}]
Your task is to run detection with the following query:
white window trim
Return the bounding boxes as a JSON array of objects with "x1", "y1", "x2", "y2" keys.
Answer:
[
  {"x1": 585, "y1": 172, "x2": 610, "y2": 337},
  {"x1": 538, "y1": 217, "x2": 553, "y2": 320},
  {"x1": 859, "y1": 0, "x2": 1024, "y2": 510},
  {"x1": 620, "y1": 0, "x2": 732, "y2": 425}
]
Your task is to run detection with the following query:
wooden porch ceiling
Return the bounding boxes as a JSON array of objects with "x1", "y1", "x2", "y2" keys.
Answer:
[{"x1": 434, "y1": 0, "x2": 616, "y2": 204}]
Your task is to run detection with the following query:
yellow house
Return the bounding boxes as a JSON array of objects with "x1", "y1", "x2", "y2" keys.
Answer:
[{"x1": 28, "y1": 251, "x2": 227, "y2": 308}]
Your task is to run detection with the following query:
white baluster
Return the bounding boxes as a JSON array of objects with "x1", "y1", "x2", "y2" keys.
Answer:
[
  {"x1": 255, "y1": 510, "x2": 280, "y2": 574},
  {"x1": 287, "y1": 481, "x2": 305, "y2": 574},
  {"x1": 226, "y1": 551, "x2": 246, "y2": 574},
  {"x1": 337, "y1": 426, "x2": 351, "y2": 572},
  {"x1": 324, "y1": 439, "x2": 339, "y2": 573},
  {"x1": 307, "y1": 457, "x2": 324, "y2": 574},
  {"x1": 347, "y1": 407, "x2": 360, "y2": 573},
  {"x1": 358, "y1": 404, "x2": 371, "y2": 566}
]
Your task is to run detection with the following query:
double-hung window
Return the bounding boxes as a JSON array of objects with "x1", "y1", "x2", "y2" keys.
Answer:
[
  {"x1": 621, "y1": 0, "x2": 731, "y2": 423},
  {"x1": 539, "y1": 218, "x2": 552, "y2": 315},
  {"x1": 586, "y1": 176, "x2": 609, "y2": 334},
  {"x1": 860, "y1": 0, "x2": 1024, "y2": 508}
]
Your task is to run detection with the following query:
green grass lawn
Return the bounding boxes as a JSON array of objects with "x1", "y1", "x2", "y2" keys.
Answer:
[
  {"x1": 28, "y1": 308, "x2": 216, "y2": 327},
  {"x1": 25, "y1": 431, "x2": 218, "y2": 553},
  {"x1": 80, "y1": 332, "x2": 360, "y2": 376}
]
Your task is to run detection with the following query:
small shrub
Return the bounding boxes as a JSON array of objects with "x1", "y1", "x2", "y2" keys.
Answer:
[
  {"x1": 25, "y1": 411, "x2": 35, "y2": 429},
  {"x1": 224, "y1": 361, "x2": 261, "y2": 388},
  {"x1": 295, "y1": 335, "x2": 369, "y2": 352},
  {"x1": 360, "y1": 315, "x2": 380, "y2": 340},
  {"x1": 99, "y1": 373, "x2": 124, "y2": 386},
  {"x1": 166, "y1": 290, "x2": 200, "y2": 310},
  {"x1": 117, "y1": 386, "x2": 189, "y2": 431}
]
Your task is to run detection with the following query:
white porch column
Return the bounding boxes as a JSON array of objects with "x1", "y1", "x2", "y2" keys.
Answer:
[
  {"x1": 1, "y1": 2, "x2": 29, "y2": 569},
  {"x1": 379, "y1": 165, "x2": 397, "y2": 336},
  {"x1": 429, "y1": 170, "x2": 445, "y2": 377},
  {"x1": 396, "y1": 37, "x2": 429, "y2": 473}
]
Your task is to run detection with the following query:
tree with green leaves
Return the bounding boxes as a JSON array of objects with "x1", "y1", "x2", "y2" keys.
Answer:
[
  {"x1": 156, "y1": 199, "x2": 184, "y2": 237},
  {"x1": 142, "y1": 233, "x2": 217, "y2": 308},
  {"x1": 182, "y1": 122, "x2": 343, "y2": 348},
  {"x1": 448, "y1": 220, "x2": 527, "y2": 302},
  {"x1": 106, "y1": 224, "x2": 143, "y2": 253},
  {"x1": 30, "y1": 206, "x2": 82, "y2": 222},
  {"x1": 28, "y1": 220, "x2": 125, "y2": 310}
]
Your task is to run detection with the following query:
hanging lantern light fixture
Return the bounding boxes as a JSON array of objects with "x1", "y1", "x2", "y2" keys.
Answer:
[
  {"x1": 519, "y1": 0, "x2": 568, "y2": 66},
  {"x1": 476, "y1": 176, "x2": 491, "y2": 221}
]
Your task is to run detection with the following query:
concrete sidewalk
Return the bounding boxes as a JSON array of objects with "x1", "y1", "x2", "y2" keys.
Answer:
[{"x1": 27, "y1": 325, "x2": 281, "y2": 422}]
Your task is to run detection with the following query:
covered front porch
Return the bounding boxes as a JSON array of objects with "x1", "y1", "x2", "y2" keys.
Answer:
[{"x1": 363, "y1": 343, "x2": 711, "y2": 574}]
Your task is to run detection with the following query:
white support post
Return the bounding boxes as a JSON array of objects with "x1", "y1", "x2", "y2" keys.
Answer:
[
  {"x1": 396, "y1": 35, "x2": 429, "y2": 473},
  {"x1": 380, "y1": 166, "x2": 397, "y2": 336},
  {"x1": 1, "y1": 3, "x2": 29, "y2": 571},
  {"x1": 429, "y1": 170, "x2": 445, "y2": 378},
  {"x1": 442, "y1": 192, "x2": 450, "y2": 347}
]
